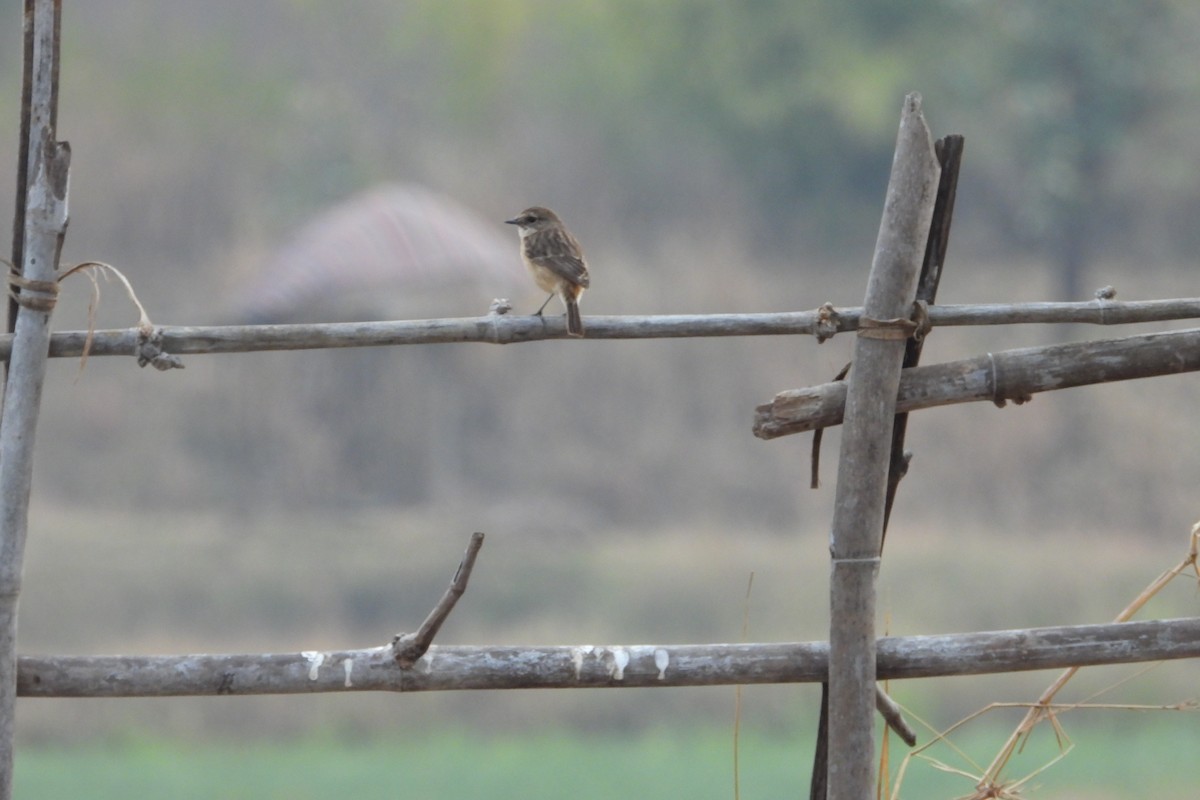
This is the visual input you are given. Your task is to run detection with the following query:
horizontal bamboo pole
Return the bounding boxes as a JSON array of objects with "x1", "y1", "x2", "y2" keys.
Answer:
[
  {"x1": 2, "y1": 296, "x2": 1200, "y2": 362},
  {"x1": 16, "y1": 617, "x2": 1199, "y2": 697},
  {"x1": 754, "y1": 327, "x2": 1200, "y2": 439}
]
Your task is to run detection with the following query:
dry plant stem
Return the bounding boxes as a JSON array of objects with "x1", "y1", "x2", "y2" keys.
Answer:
[
  {"x1": 733, "y1": 572, "x2": 753, "y2": 800},
  {"x1": 827, "y1": 92, "x2": 940, "y2": 800},
  {"x1": 16, "y1": 617, "x2": 1200, "y2": 697},
  {"x1": 980, "y1": 525, "x2": 1200, "y2": 786},
  {"x1": 0, "y1": 3, "x2": 66, "y2": 797},
  {"x1": 57, "y1": 261, "x2": 153, "y2": 328},
  {"x1": 755, "y1": 327, "x2": 1200, "y2": 438},
  {"x1": 895, "y1": 694, "x2": 1197, "y2": 800},
  {"x1": 0, "y1": 295, "x2": 1198, "y2": 363},
  {"x1": 392, "y1": 532, "x2": 484, "y2": 667}
]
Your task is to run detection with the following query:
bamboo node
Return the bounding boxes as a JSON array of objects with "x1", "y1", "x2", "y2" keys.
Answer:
[
  {"x1": 987, "y1": 351, "x2": 1032, "y2": 408},
  {"x1": 987, "y1": 352, "x2": 1004, "y2": 407},
  {"x1": 1095, "y1": 285, "x2": 1117, "y2": 325},
  {"x1": 830, "y1": 556, "x2": 881, "y2": 568}
]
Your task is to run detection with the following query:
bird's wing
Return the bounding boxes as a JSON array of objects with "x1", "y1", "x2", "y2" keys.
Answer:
[
  {"x1": 530, "y1": 252, "x2": 590, "y2": 288},
  {"x1": 529, "y1": 228, "x2": 590, "y2": 288}
]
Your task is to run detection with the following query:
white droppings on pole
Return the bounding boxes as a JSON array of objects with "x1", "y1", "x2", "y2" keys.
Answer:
[
  {"x1": 301, "y1": 651, "x2": 324, "y2": 680},
  {"x1": 571, "y1": 645, "x2": 594, "y2": 680},
  {"x1": 654, "y1": 648, "x2": 670, "y2": 680},
  {"x1": 609, "y1": 648, "x2": 630, "y2": 680}
]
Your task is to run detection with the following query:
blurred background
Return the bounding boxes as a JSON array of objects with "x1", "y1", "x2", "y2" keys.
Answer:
[{"x1": 2, "y1": 1, "x2": 1199, "y2": 796}]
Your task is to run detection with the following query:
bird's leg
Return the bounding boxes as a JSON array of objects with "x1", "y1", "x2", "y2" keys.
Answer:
[{"x1": 534, "y1": 293, "x2": 554, "y2": 316}]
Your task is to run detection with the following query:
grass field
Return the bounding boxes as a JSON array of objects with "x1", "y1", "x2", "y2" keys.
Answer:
[{"x1": 12, "y1": 717, "x2": 1199, "y2": 799}]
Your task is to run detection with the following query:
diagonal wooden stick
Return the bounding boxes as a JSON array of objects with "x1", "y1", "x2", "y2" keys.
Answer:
[{"x1": 392, "y1": 532, "x2": 485, "y2": 668}]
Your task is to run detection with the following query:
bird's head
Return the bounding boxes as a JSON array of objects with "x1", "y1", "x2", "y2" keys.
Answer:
[{"x1": 505, "y1": 206, "x2": 562, "y2": 236}]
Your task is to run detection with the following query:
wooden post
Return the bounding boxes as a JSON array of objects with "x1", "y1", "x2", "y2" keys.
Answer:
[
  {"x1": 810, "y1": 133, "x2": 962, "y2": 800},
  {"x1": 0, "y1": 2, "x2": 68, "y2": 797},
  {"x1": 882, "y1": 134, "x2": 963, "y2": 537},
  {"x1": 826, "y1": 93, "x2": 938, "y2": 798}
]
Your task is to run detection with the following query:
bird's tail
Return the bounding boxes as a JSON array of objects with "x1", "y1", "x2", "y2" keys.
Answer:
[{"x1": 565, "y1": 297, "x2": 584, "y2": 337}]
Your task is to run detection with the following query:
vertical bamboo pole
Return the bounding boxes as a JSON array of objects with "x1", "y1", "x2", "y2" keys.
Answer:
[
  {"x1": 826, "y1": 93, "x2": 938, "y2": 799},
  {"x1": 0, "y1": 2, "x2": 68, "y2": 796},
  {"x1": 881, "y1": 134, "x2": 964, "y2": 539}
]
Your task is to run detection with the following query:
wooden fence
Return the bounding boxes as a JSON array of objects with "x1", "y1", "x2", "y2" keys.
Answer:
[{"x1": 1, "y1": 4, "x2": 1198, "y2": 799}]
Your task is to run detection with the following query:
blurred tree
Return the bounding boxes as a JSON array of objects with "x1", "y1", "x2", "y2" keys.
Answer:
[
  {"x1": 943, "y1": 0, "x2": 1183, "y2": 299},
  {"x1": 403, "y1": 0, "x2": 530, "y2": 121},
  {"x1": 547, "y1": 0, "x2": 928, "y2": 248},
  {"x1": 12, "y1": 0, "x2": 1198, "y2": 531},
  {"x1": 65, "y1": 0, "x2": 1185, "y2": 278},
  {"x1": 474, "y1": 0, "x2": 1196, "y2": 279}
]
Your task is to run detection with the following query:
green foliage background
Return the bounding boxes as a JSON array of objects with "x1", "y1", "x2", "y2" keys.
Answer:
[{"x1": 6, "y1": 1, "x2": 1197, "y2": 268}]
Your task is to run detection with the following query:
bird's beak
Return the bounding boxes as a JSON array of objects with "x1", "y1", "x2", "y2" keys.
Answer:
[{"x1": 504, "y1": 217, "x2": 520, "y2": 226}]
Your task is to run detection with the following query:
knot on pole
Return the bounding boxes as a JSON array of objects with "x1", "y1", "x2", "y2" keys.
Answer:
[
  {"x1": 813, "y1": 302, "x2": 841, "y2": 343},
  {"x1": 857, "y1": 300, "x2": 932, "y2": 342},
  {"x1": 6, "y1": 270, "x2": 58, "y2": 313},
  {"x1": 135, "y1": 327, "x2": 184, "y2": 371}
]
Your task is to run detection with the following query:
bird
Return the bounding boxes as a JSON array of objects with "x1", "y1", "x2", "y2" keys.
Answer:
[{"x1": 505, "y1": 206, "x2": 590, "y2": 337}]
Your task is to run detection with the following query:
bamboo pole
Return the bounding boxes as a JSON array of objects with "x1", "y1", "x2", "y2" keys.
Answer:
[
  {"x1": 810, "y1": 134, "x2": 964, "y2": 800},
  {"x1": 753, "y1": 326, "x2": 1200, "y2": 439},
  {"x1": 882, "y1": 133, "x2": 963, "y2": 535},
  {"x1": 0, "y1": 2, "x2": 67, "y2": 796},
  {"x1": 2, "y1": 295, "x2": 1199, "y2": 363},
  {"x1": 7, "y1": 2, "x2": 39, "y2": 346},
  {"x1": 14, "y1": 617, "x2": 1199, "y2": 697},
  {"x1": 827, "y1": 94, "x2": 940, "y2": 799}
]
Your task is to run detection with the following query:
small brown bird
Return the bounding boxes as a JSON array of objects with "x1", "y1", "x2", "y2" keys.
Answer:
[{"x1": 505, "y1": 206, "x2": 590, "y2": 337}]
